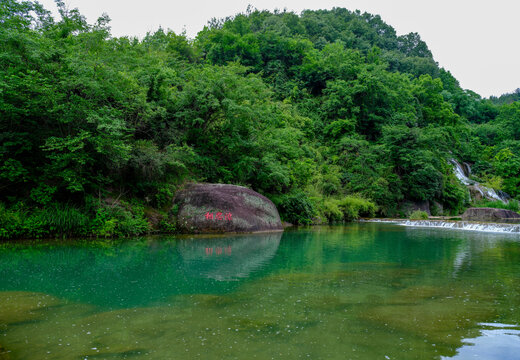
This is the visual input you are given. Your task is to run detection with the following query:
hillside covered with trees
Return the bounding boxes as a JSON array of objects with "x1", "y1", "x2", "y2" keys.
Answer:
[{"x1": 1, "y1": 0, "x2": 519, "y2": 238}]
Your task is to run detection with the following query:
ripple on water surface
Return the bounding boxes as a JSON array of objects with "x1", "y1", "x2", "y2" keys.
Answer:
[{"x1": 0, "y1": 223, "x2": 520, "y2": 359}]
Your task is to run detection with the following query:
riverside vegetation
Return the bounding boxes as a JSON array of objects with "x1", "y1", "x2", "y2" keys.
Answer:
[{"x1": 1, "y1": 0, "x2": 520, "y2": 239}]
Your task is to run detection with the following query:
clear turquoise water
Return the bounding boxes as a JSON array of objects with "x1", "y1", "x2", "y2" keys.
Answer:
[{"x1": 0, "y1": 223, "x2": 519, "y2": 359}]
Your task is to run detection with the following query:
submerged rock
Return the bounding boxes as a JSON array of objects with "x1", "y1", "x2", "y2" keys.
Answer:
[
  {"x1": 0, "y1": 345, "x2": 10, "y2": 360},
  {"x1": 174, "y1": 183, "x2": 283, "y2": 233},
  {"x1": 0, "y1": 291, "x2": 63, "y2": 324},
  {"x1": 462, "y1": 207, "x2": 520, "y2": 221}
]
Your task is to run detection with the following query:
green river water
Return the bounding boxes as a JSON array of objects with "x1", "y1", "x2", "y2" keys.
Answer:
[{"x1": 0, "y1": 223, "x2": 519, "y2": 359}]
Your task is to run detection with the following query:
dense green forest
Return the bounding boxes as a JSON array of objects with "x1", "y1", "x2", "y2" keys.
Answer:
[
  {"x1": 1, "y1": 0, "x2": 519, "y2": 238},
  {"x1": 490, "y1": 89, "x2": 520, "y2": 106}
]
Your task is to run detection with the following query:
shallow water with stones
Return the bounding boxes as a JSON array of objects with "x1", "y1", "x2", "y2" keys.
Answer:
[{"x1": 0, "y1": 223, "x2": 519, "y2": 359}]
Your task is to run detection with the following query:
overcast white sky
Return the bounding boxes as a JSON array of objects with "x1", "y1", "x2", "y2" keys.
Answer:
[{"x1": 37, "y1": 0, "x2": 520, "y2": 98}]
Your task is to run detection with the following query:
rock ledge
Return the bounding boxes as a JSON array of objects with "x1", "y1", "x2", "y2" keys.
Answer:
[{"x1": 461, "y1": 207, "x2": 520, "y2": 221}]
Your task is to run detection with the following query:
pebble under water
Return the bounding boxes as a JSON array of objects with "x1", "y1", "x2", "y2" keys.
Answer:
[{"x1": 0, "y1": 223, "x2": 519, "y2": 359}]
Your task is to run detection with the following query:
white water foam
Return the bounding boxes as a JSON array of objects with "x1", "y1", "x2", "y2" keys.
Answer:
[
  {"x1": 450, "y1": 159, "x2": 508, "y2": 203},
  {"x1": 363, "y1": 219, "x2": 520, "y2": 234}
]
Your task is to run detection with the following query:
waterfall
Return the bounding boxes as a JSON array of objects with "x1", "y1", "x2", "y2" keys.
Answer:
[
  {"x1": 449, "y1": 159, "x2": 509, "y2": 203},
  {"x1": 450, "y1": 159, "x2": 472, "y2": 185},
  {"x1": 364, "y1": 219, "x2": 520, "y2": 234}
]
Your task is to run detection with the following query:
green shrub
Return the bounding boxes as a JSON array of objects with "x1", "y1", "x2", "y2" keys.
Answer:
[
  {"x1": 442, "y1": 180, "x2": 469, "y2": 215},
  {"x1": 92, "y1": 201, "x2": 149, "y2": 237},
  {"x1": 159, "y1": 217, "x2": 177, "y2": 233},
  {"x1": 155, "y1": 184, "x2": 176, "y2": 209},
  {"x1": 322, "y1": 198, "x2": 343, "y2": 222},
  {"x1": 0, "y1": 202, "x2": 24, "y2": 239},
  {"x1": 430, "y1": 202, "x2": 442, "y2": 216},
  {"x1": 409, "y1": 210, "x2": 429, "y2": 220},
  {"x1": 318, "y1": 195, "x2": 377, "y2": 222},
  {"x1": 338, "y1": 195, "x2": 377, "y2": 221},
  {"x1": 273, "y1": 192, "x2": 315, "y2": 225},
  {"x1": 29, "y1": 184, "x2": 57, "y2": 205},
  {"x1": 483, "y1": 176, "x2": 504, "y2": 192}
]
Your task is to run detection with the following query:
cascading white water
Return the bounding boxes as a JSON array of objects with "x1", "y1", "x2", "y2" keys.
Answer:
[
  {"x1": 364, "y1": 219, "x2": 520, "y2": 234},
  {"x1": 450, "y1": 159, "x2": 472, "y2": 185},
  {"x1": 449, "y1": 159, "x2": 509, "y2": 203},
  {"x1": 400, "y1": 220, "x2": 520, "y2": 233}
]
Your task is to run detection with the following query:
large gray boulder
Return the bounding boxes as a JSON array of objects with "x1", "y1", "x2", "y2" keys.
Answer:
[
  {"x1": 462, "y1": 207, "x2": 520, "y2": 221},
  {"x1": 174, "y1": 183, "x2": 283, "y2": 234}
]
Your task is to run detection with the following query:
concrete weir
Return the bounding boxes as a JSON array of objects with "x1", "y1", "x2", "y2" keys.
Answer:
[{"x1": 363, "y1": 219, "x2": 520, "y2": 234}]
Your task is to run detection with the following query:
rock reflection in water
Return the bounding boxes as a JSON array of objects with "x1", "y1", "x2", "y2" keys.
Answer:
[{"x1": 178, "y1": 232, "x2": 281, "y2": 281}]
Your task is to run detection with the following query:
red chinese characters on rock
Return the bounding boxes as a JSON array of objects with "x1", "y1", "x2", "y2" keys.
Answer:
[{"x1": 205, "y1": 212, "x2": 232, "y2": 221}]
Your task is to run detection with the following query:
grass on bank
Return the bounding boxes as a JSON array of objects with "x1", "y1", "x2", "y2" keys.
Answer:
[
  {"x1": 472, "y1": 199, "x2": 520, "y2": 212},
  {"x1": 0, "y1": 200, "x2": 167, "y2": 240}
]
